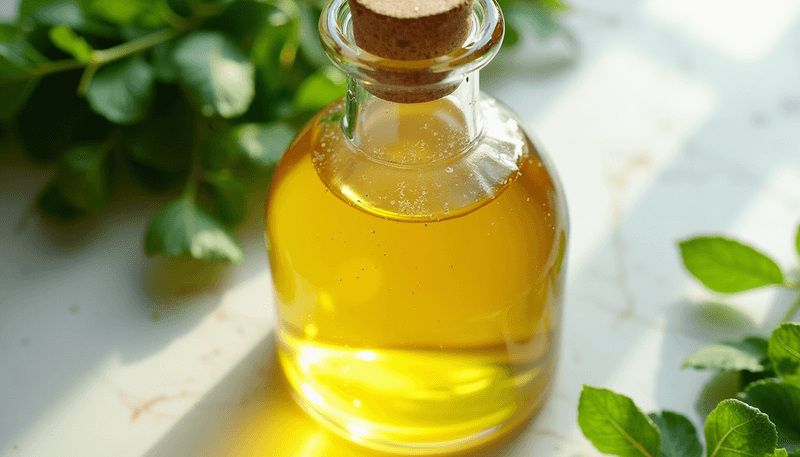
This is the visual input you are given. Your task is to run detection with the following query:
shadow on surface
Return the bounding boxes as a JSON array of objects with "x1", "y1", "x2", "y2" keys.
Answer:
[
  {"x1": 658, "y1": 285, "x2": 800, "y2": 422},
  {"x1": 0, "y1": 140, "x2": 276, "y2": 452},
  {"x1": 145, "y1": 333, "x2": 535, "y2": 457},
  {"x1": 144, "y1": 332, "x2": 276, "y2": 457}
]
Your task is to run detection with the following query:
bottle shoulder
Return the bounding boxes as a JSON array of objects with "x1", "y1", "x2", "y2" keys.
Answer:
[{"x1": 271, "y1": 94, "x2": 566, "y2": 223}]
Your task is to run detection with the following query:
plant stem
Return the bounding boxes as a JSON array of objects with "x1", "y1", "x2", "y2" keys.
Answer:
[
  {"x1": 76, "y1": 64, "x2": 99, "y2": 96},
  {"x1": 781, "y1": 288, "x2": 800, "y2": 323},
  {"x1": 2, "y1": 27, "x2": 180, "y2": 84},
  {"x1": 28, "y1": 59, "x2": 86, "y2": 77},
  {"x1": 182, "y1": 178, "x2": 198, "y2": 200},
  {"x1": 91, "y1": 27, "x2": 179, "y2": 64},
  {"x1": 183, "y1": 111, "x2": 211, "y2": 198},
  {"x1": 76, "y1": 27, "x2": 179, "y2": 91}
]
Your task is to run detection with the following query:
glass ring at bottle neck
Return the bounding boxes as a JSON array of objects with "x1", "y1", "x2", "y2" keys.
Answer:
[{"x1": 319, "y1": 0, "x2": 505, "y2": 95}]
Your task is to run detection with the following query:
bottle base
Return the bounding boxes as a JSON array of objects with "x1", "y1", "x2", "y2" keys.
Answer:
[
  {"x1": 278, "y1": 332, "x2": 555, "y2": 455},
  {"x1": 292, "y1": 396, "x2": 547, "y2": 455}
]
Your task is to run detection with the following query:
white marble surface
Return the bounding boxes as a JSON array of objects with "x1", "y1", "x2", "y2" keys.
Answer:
[{"x1": 3, "y1": 0, "x2": 800, "y2": 456}]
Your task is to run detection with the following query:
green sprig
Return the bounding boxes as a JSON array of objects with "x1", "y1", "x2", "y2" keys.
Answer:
[
  {"x1": 582, "y1": 225, "x2": 800, "y2": 456},
  {"x1": 3, "y1": 0, "x2": 568, "y2": 264}
]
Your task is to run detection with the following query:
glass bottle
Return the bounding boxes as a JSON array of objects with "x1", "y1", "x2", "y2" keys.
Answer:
[{"x1": 264, "y1": 0, "x2": 568, "y2": 453}]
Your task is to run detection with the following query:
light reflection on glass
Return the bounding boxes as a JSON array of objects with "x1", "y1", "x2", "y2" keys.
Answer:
[
  {"x1": 354, "y1": 350, "x2": 378, "y2": 361},
  {"x1": 301, "y1": 383, "x2": 325, "y2": 405},
  {"x1": 347, "y1": 423, "x2": 371, "y2": 437},
  {"x1": 219, "y1": 356, "x2": 532, "y2": 457}
]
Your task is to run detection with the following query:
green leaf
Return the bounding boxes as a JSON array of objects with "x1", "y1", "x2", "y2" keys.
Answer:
[
  {"x1": 0, "y1": 35, "x2": 46, "y2": 119},
  {"x1": 167, "y1": 0, "x2": 191, "y2": 17},
  {"x1": 0, "y1": 24, "x2": 20, "y2": 41},
  {"x1": 742, "y1": 366, "x2": 778, "y2": 391},
  {"x1": 200, "y1": 171, "x2": 248, "y2": 226},
  {"x1": 0, "y1": 78, "x2": 39, "y2": 120},
  {"x1": 124, "y1": 83, "x2": 193, "y2": 172},
  {"x1": 0, "y1": 50, "x2": 30, "y2": 78},
  {"x1": 795, "y1": 224, "x2": 800, "y2": 259},
  {"x1": 251, "y1": 13, "x2": 296, "y2": 96},
  {"x1": 126, "y1": 160, "x2": 185, "y2": 192},
  {"x1": 293, "y1": 0, "x2": 327, "y2": 8},
  {"x1": 682, "y1": 337, "x2": 769, "y2": 372},
  {"x1": 705, "y1": 398, "x2": 777, "y2": 457},
  {"x1": 201, "y1": 0, "x2": 273, "y2": 41},
  {"x1": 173, "y1": 31, "x2": 255, "y2": 119},
  {"x1": 296, "y1": 3, "x2": 329, "y2": 68},
  {"x1": 118, "y1": 26, "x2": 157, "y2": 42},
  {"x1": 648, "y1": 411, "x2": 702, "y2": 457},
  {"x1": 18, "y1": 0, "x2": 56, "y2": 20},
  {"x1": 86, "y1": 55, "x2": 154, "y2": 124},
  {"x1": 78, "y1": 0, "x2": 171, "y2": 28},
  {"x1": 292, "y1": 66, "x2": 346, "y2": 113},
  {"x1": 0, "y1": 36, "x2": 46, "y2": 77},
  {"x1": 237, "y1": 122, "x2": 293, "y2": 167},
  {"x1": 537, "y1": 0, "x2": 570, "y2": 12},
  {"x1": 503, "y1": 21, "x2": 520, "y2": 47},
  {"x1": 497, "y1": 0, "x2": 569, "y2": 12},
  {"x1": 27, "y1": 0, "x2": 81, "y2": 27},
  {"x1": 149, "y1": 40, "x2": 177, "y2": 83},
  {"x1": 144, "y1": 192, "x2": 243, "y2": 263},
  {"x1": 202, "y1": 130, "x2": 237, "y2": 171},
  {"x1": 578, "y1": 386, "x2": 661, "y2": 457},
  {"x1": 773, "y1": 449, "x2": 800, "y2": 457},
  {"x1": 198, "y1": 0, "x2": 237, "y2": 5},
  {"x1": 57, "y1": 143, "x2": 113, "y2": 211},
  {"x1": 29, "y1": 0, "x2": 118, "y2": 38},
  {"x1": 36, "y1": 179, "x2": 85, "y2": 221},
  {"x1": 769, "y1": 323, "x2": 800, "y2": 386},
  {"x1": 48, "y1": 25, "x2": 94, "y2": 63},
  {"x1": 204, "y1": 122, "x2": 295, "y2": 171},
  {"x1": 739, "y1": 380, "x2": 800, "y2": 451},
  {"x1": 679, "y1": 237, "x2": 785, "y2": 293},
  {"x1": 17, "y1": 72, "x2": 111, "y2": 163}
]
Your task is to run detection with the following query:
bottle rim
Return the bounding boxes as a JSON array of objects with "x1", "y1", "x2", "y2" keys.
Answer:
[{"x1": 320, "y1": 0, "x2": 504, "y2": 88}]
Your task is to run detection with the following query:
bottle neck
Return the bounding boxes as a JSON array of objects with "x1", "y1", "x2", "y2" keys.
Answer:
[{"x1": 341, "y1": 70, "x2": 483, "y2": 164}]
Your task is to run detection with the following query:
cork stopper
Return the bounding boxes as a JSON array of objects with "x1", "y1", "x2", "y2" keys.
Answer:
[{"x1": 347, "y1": 0, "x2": 474, "y2": 102}]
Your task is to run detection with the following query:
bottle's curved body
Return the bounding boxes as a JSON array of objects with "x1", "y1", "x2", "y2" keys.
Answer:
[{"x1": 265, "y1": 91, "x2": 568, "y2": 453}]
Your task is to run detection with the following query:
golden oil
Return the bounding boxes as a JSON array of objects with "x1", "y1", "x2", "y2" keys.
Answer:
[
  {"x1": 265, "y1": 94, "x2": 567, "y2": 453},
  {"x1": 265, "y1": 0, "x2": 568, "y2": 452}
]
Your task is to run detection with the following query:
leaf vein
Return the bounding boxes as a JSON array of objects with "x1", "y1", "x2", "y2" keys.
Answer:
[
  {"x1": 711, "y1": 416, "x2": 757, "y2": 457},
  {"x1": 777, "y1": 334, "x2": 800, "y2": 360},
  {"x1": 597, "y1": 405, "x2": 654, "y2": 457},
  {"x1": 718, "y1": 447, "x2": 759, "y2": 456}
]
